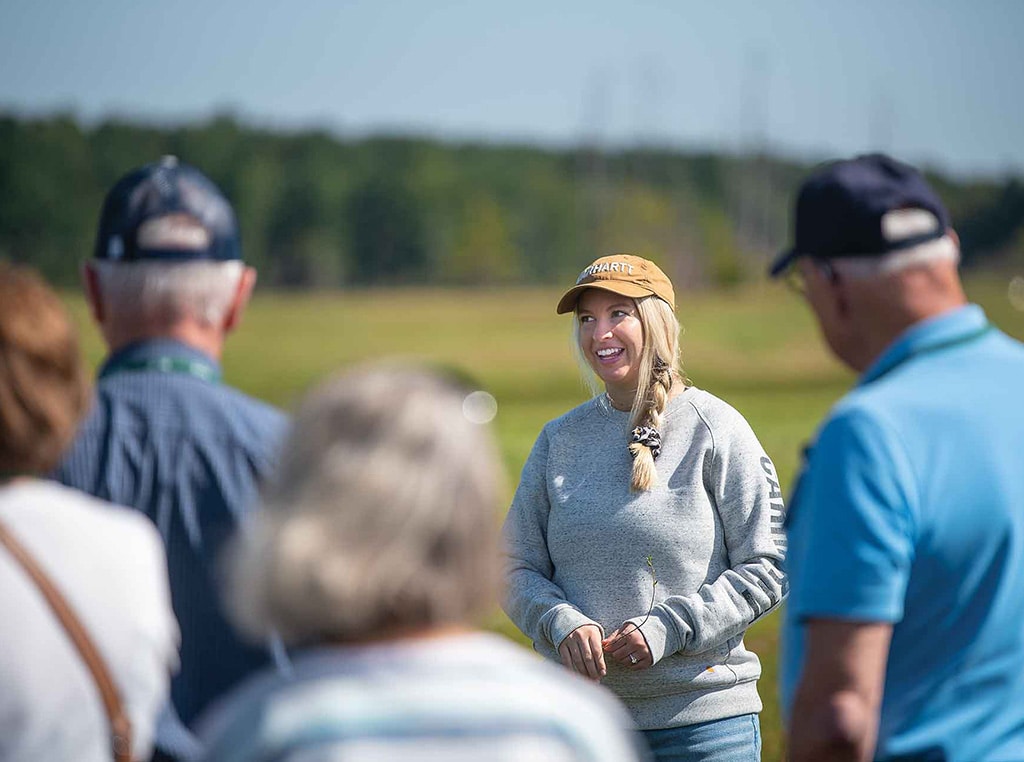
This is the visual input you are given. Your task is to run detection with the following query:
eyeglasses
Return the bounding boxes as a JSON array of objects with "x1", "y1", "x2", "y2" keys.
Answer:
[{"x1": 783, "y1": 259, "x2": 835, "y2": 297}]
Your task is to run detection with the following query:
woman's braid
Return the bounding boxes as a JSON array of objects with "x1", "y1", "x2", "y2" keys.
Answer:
[{"x1": 629, "y1": 357, "x2": 674, "y2": 491}]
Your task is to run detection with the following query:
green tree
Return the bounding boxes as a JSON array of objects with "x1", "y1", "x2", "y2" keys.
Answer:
[
  {"x1": 347, "y1": 177, "x2": 427, "y2": 285},
  {"x1": 447, "y1": 195, "x2": 520, "y2": 284}
]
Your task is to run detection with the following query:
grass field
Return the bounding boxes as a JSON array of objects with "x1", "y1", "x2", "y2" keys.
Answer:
[{"x1": 63, "y1": 276, "x2": 1023, "y2": 761}]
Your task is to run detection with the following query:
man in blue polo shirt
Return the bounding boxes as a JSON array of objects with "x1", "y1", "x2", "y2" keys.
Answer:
[
  {"x1": 56, "y1": 157, "x2": 289, "y2": 762},
  {"x1": 770, "y1": 154, "x2": 1024, "y2": 761}
]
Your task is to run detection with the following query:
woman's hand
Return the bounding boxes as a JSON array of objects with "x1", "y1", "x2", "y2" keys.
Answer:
[
  {"x1": 602, "y1": 623, "x2": 652, "y2": 670},
  {"x1": 558, "y1": 624, "x2": 607, "y2": 681}
]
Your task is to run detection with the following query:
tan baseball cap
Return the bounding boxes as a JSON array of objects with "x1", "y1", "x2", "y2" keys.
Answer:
[{"x1": 556, "y1": 254, "x2": 676, "y2": 314}]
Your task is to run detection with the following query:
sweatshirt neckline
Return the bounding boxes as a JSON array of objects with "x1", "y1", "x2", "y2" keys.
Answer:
[{"x1": 596, "y1": 384, "x2": 697, "y2": 420}]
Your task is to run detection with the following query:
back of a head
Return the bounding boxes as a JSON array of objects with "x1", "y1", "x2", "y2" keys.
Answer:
[
  {"x1": 229, "y1": 364, "x2": 504, "y2": 645},
  {"x1": 770, "y1": 153, "x2": 959, "y2": 281},
  {"x1": 0, "y1": 262, "x2": 89, "y2": 475},
  {"x1": 91, "y1": 156, "x2": 246, "y2": 328},
  {"x1": 768, "y1": 154, "x2": 968, "y2": 372},
  {"x1": 95, "y1": 156, "x2": 240, "y2": 265}
]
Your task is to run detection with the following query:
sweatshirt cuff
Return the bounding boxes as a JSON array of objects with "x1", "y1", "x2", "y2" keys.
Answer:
[
  {"x1": 545, "y1": 605, "x2": 602, "y2": 649},
  {"x1": 629, "y1": 606, "x2": 684, "y2": 663}
]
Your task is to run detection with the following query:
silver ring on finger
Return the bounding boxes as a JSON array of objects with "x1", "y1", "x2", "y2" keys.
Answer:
[{"x1": 629, "y1": 653, "x2": 638, "y2": 665}]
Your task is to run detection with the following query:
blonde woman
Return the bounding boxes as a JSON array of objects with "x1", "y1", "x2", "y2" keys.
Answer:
[{"x1": 503, "y1": 254, "x2": 786, "y2": 761}]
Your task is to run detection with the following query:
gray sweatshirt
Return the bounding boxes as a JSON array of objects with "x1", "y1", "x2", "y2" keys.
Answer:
[{"x1": 502, "y1": 387, "x2": 786, "y2": 730}]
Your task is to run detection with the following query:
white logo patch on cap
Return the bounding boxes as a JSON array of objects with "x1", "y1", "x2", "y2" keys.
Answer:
[
  {"x1": 137, "y1": 214, "x2": 211, "y2": 251},
  {"x1": 882, "y1": 208, "x2": 939, "y2": 243}
]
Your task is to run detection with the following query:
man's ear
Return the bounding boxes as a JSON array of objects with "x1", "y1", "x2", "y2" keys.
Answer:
[
  {"x1": 81, "y1": 262, "x2": 105, "y2": 325},
  {"x1": 223, "y1": 267, "x2": 257, "y2": 334}
]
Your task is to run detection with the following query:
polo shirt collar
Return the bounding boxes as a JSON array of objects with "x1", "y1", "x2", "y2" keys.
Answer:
[
  {"x1": 100, "y1": 338, "x2": 221, "y2": 380},
  {"x1": 859, "y1": 304, "x2": 988, "y2": 387}
]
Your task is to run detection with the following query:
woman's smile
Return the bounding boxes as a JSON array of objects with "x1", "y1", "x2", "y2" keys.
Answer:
[{"x1": 576, "y1": 288, "x2": 644, "y2": 399}]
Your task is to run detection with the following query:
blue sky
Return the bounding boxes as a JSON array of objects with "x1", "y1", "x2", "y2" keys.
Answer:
[{"x1": 2, "y1": 1, "x2": 1022, "y2": 178}]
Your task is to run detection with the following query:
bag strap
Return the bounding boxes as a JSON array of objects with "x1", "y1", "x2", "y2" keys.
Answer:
[{"x1": 0, "y1": 517, "x2": 133, "y2": 762}]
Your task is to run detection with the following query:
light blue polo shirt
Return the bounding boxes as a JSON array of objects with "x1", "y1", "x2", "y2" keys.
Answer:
[{"x1": 781, "y1": 305, "x2": 1024, "y2": 761}]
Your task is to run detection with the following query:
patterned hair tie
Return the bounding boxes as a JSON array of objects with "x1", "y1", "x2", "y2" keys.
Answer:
[{"x1": 630, "y1": 426, "x2": 662, "y2": 460}]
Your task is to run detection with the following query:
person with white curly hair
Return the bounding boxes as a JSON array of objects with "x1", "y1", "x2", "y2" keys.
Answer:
[{"x1": 196, "y1": 364, "x2": 648, "y2": 762}]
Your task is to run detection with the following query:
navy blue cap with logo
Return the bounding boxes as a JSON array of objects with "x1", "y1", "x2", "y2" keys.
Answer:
[
  {"x1": 94, "y1": 156, "x2": 241, "y2": 262},
  {"x1": 768, "y1": 153, "x2": 950, "y2": 278}
]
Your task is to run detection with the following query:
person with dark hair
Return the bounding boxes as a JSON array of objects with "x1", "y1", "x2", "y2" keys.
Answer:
[
  {"x1": 773, "y1": 154, "x2": 1024, "y2": 761},
  {"x1": 0, "y1": 261, "x2": 178, "y2": 761},
  {"x1": 54, "y1": 156, "x2": 289, "y2": 761},
  {"x1": 196, "y1": 364, "x2": 648, "y2": 762},
  {"x1": 503, "y1": 254, "x2": 786, "y2": 761}
]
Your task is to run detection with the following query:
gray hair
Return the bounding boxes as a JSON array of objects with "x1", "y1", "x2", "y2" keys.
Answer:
[
  {"x1": 92, "y1": 259, "x2": 245, "y2": 326},
  {"x1": 831, "y1": 235, "x2": 960, "y2": 279},
  {"x1": 227, "y1": 364, "x2": 504, "y2": 644},
  {"x1": 830, "y1": 210, "x2": 961, "y2": 280}
]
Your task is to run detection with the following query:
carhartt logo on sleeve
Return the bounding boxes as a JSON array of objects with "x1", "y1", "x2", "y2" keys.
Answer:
[
  {"x1": 760, "y1": 456, "x2": 787, "y2": 556},
  {"x1": 577, "y1": 260, "x2": 636, "y2": 283}
]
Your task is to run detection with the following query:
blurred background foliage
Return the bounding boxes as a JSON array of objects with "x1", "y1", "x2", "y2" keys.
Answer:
[{"x1": 3, "y1": 111, "x2": 1023, "y2": 289}]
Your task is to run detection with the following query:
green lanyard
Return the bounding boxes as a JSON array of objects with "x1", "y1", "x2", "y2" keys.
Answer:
[
  {"x1": 99, "y1": 357, "x2": 221, "y2": 384},
  {"x1": 864, "y1": 323, "x2": 994, "y2": 386}
]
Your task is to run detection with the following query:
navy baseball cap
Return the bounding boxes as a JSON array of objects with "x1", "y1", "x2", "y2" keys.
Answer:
[
  {"x1": 768, "y1": 153, "x2": 950, "y2": 277},
  {"x1": 94, "y1": 156, "x2": 241, "y2": 262}
]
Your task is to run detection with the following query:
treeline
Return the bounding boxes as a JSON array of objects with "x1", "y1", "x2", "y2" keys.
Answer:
[{"x1": 1, "y1": 112, "x2": 1022, "y2": 289}]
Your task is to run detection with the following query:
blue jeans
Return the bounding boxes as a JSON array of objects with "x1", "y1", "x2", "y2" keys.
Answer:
[{"x1": 642, "y1": 714, "x2": 761, "y2": 762}]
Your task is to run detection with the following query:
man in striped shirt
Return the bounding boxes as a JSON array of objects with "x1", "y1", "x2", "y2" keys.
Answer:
[{"x1": 56, "y1": 156, "x2": 289, "y2": 762}]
